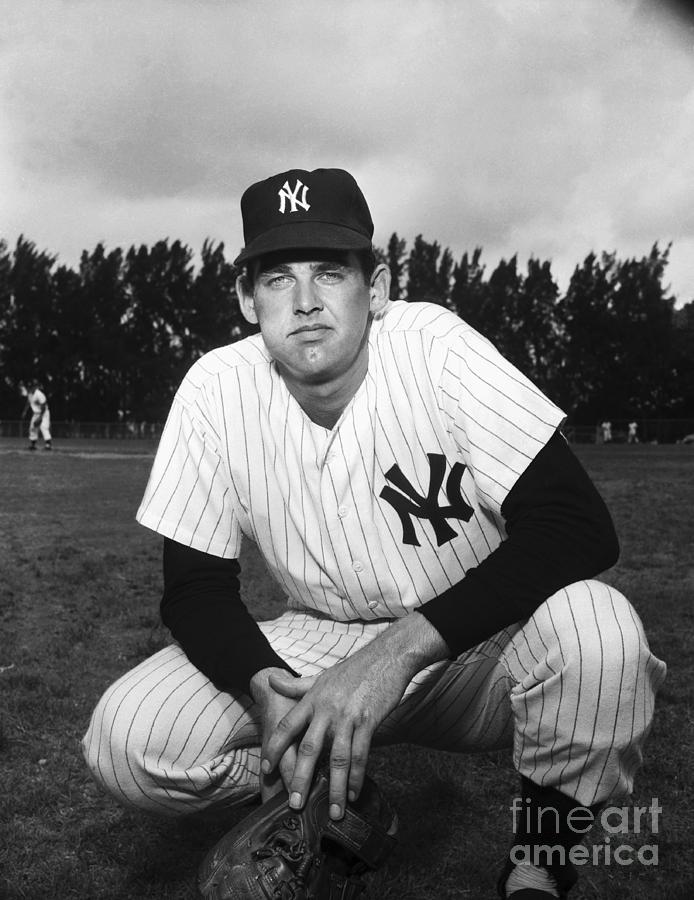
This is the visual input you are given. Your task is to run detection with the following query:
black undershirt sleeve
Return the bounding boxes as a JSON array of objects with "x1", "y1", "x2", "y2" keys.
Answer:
[
  {"x1": 418, "y1": 430, "x2": 620, "y2": 655},
  {"x1": 160, "y1": 540, "x2": 298, "y2": 697}
]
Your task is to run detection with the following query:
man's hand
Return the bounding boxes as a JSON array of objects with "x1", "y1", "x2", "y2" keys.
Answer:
[{"x1": 261, "y1": 612, "x2": 450, "y2": 820}]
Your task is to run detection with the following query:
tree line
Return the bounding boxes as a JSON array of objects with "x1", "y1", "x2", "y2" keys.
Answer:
[{"x1": 1, "y1": 234, "x2": 692, "y2": 426}]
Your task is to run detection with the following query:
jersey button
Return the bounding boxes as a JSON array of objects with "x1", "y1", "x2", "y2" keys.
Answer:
[
  {"x1": 337, "y1": 506, "x2": 348, "y2": 518},
  {"x1": 352, "y1": 560, "x2": 364, "y2": 573}
]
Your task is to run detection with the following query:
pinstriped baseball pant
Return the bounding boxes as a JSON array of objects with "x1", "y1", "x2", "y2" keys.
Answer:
[{"x1": 82, "y1": 580, "x2": 666, "y2": 817}]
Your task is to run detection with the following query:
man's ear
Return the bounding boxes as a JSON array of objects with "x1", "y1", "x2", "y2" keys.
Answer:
[
  {"x1": 369, "y1": 263, "x2": 391, "y2": 316},
  {"x1": 236, "y1": 274, "x2": 258, "y2": 325}
]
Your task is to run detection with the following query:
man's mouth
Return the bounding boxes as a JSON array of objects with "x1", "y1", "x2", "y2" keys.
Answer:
[{"x1": 291, "y1": 324, "x2": 329, "y2": 335}]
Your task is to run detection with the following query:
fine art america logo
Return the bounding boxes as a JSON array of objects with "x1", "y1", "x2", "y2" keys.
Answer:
[
  {"x1": 510, "y1": 796, "x2": 662, "y2": 868},
  {"x1": 278, "y1": 179, "x2": 310, "y2": 214}
]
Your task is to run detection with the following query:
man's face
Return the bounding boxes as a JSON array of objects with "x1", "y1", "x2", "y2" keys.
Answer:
[{"x1": 238, "y1": 250, "x2": 388, "y2": 386}]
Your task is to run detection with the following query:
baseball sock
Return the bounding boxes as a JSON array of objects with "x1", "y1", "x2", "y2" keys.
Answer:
[{"x1": 505, "y1": 776, "x2": 601, "y2": 896}]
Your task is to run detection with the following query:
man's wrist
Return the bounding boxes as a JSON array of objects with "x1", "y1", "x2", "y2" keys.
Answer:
[{"x1": 382, "y1": 611, "x2": 451, "y2": 674}]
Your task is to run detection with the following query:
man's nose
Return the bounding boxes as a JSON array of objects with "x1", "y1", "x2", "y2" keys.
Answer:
[{"x1": 293, "y1": 280, "x2": 322, "y2": 315}]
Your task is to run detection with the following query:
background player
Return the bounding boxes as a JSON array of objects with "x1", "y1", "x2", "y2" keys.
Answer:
[
  {"x1": 22, "y1": 380, "x2": 52, "y2": 451},
  {"x1": 83, "y1": 168, "x2": 666, "y2": 899}
]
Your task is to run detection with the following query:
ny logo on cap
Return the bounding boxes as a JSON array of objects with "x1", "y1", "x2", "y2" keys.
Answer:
[{"x1": 278, "y1": 179, "x2": 311, "y2": 214}]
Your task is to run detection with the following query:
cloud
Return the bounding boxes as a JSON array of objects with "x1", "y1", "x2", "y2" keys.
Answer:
[{"x1": 1, "y1": 0, "x2": 693, "y2": 301}]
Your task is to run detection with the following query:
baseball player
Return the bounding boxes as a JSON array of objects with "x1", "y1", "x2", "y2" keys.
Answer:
[
  {"x1": 82, "y1": 168, "x2": 666, "y2": 899},
  {"x1": 23, "y1": 380, "x2": 52, "y2": 451}
]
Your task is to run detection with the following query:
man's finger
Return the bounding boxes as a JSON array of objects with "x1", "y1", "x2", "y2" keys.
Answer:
[
  {"x1": 285, "y1": 718, "x2": 328, "y2": 811},
  {"x1": 261, "y1": 742, "x2": 298, "y2": 803},
  {"x1": 278, "y1": 744, "x2": 298, "y2": 795},
  {"x1": 262, "y1": 704, "x2": 312, "y2": 774},
  {"x1": 268, "y1": 671, "x2": 315, "y2": 698},
  {"x1": 347, "y1": 721, "x2": 373, "y2": 803},
  {"x1": 327, "y1": 723, "x2": 353, "y2": 820}
]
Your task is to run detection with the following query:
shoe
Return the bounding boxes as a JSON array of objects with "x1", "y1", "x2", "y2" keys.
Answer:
[
  {"x1": 497, "y1": 857, "x2": 577, "y2": 899},
  {"x1": 501, "y1": 888, "x2": 561, "y2": 900}
]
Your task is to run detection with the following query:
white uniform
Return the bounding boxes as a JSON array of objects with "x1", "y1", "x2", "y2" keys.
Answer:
[
  {"x1": 83, "y1": 301, "x2": 666, "y2": 816},
  {"x1": 27, "y1": 388, "x2": 51, "y2": 443}
]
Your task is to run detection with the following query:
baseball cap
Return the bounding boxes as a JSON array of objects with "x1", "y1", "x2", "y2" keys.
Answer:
[{"x1": 233, "y1": 168, "x2": 374, "y2": 266}]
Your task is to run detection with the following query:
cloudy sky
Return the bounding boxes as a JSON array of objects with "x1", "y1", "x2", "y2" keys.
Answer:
[{"x1": 2, "y1": 0, "x2": 693, "y2": 304}]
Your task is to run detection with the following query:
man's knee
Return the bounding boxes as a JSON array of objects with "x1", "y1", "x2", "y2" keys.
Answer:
[
  {"x1": 533, "y1": 581, "x2": 666, "y2": 739},
  {"x1": 82, "y1": 683, "x2": 163, "y2": 813},
  {"x1": 539, "y1": 580, "x2": 652, "y2": 673},
  {"x1": 82, "y1": 654, "x2": 261, "y2": 816}
]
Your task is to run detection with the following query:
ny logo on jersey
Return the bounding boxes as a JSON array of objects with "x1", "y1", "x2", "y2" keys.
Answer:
[
  {"x1": 379, "y1": 454, "x2": 474, "y2": 547},
  {"x1": 278, "y1": 179, "x2": 311, "y2": 214}
]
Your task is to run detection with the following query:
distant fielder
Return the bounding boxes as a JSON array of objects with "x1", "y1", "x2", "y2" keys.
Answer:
[
  {"x1": 22, "y1": 380, "x2": 52, "y2": 451},
  {"x1": 83, "y1": 168, "x2": 666, "y2": 899}
]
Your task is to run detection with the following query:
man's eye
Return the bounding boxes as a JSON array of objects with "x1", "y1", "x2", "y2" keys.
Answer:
[
  {"x1": 265, "y1": 275, "x2": 291, "y2": 287},
  {"x1": 317, "y1": 271, "x2": 342, "y2": 282}
]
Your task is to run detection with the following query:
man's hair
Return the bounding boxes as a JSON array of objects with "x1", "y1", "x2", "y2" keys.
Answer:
[
  {"x1": 354, "y1": 248, "x2": 377, "y2": 283},
  {"x1": 243, "y1": 248, "x2": 376, "y2": 290}
]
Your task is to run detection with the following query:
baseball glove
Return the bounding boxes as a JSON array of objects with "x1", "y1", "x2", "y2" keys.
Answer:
[{"x1": 198, "y1": 769, "x2": 398, "y2": 899}]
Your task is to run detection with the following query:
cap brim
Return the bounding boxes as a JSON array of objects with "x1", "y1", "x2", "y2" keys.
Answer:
[{"x1": 233, "y1": 221, "x2": 372, "y2": 267}]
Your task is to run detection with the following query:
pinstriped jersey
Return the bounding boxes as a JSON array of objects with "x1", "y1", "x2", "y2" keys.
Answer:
[{"x1": 136, "y1": 301, "x2": 565, "y2": 622}]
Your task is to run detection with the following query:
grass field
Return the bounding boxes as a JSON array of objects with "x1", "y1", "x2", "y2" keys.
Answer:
[{"x1": 0, "y1": 437, "x2": 692, "y2": 899}]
